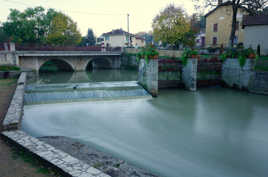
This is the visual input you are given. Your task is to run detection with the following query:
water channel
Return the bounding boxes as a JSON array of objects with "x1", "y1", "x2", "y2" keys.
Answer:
[{"x1": 22, "y1": 70, "x2": 268, "y2": 177}]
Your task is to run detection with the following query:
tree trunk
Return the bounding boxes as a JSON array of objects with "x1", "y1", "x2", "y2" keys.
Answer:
[{"x1": 229, "y1": 5, "x2": 238, "y2": 48}]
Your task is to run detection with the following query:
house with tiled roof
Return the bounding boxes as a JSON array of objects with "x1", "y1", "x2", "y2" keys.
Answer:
[
  {"x1": 243, "y1": 15, "x2": 268, "y2": 55},
  {"x1": 99, "y1": 29, "x2": 146, "y2": 48}
]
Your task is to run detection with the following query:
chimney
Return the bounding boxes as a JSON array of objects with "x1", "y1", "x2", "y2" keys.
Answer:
[{"x1": 218, "y1": 0, "x2": 223, "y2": 5}]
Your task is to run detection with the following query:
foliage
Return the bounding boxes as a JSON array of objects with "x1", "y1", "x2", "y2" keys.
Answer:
[
  {"x1": 0, "y1": 65, "x2": 20, "y2": 71},
  {"x1": 0, "y1": 26, "x2": 9, "y2": 43},
  {"x1": 152, "y1": 4, "x2": 191, "y2": 48},
  {"x1": 136, "y1": 45, "x2": 159, "y2": 63},
  {"x1": 181, "y1": 48, "x2": 199, "y2": 66},
  {"x1": 193, "y1": 0, "x2": 268, "y2": 47},
  {"x1": 80, "y1": 28, "x2": 96, "y2": 46},
  {"x1": 47, "y1": 12, "x2": 82, "y2": 46},
  {"x1": 220, "y1": 47, "x2": 257, "y2": 67},
  {"x1": 2, "y1": 7, "x2": 82, "y2": 45},
  {"x1": 2, "y1": 7, "x2": 58, "y2": 44}
]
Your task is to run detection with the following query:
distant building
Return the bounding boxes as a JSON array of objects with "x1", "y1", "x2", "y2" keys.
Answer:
[
  {"x1": 243, "y1": 15, "x2": 268, "y2": 55},
  {"x1": 205, "y1": 1, "x2": 248, "y2": 47},
  {"x1": 132, "y1": 35, "x2": 146, "y2": 48},
  {"x1": 195, "y1": 31, "x2": 206, "y2": 48},
  {"x1": 101, "y1": 29, "x2": 132, "y2": 48}
]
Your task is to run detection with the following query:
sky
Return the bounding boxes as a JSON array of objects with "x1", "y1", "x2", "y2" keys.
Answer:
[{"x1": 0, "y1": 0, "x2": 202, "y2": 37}]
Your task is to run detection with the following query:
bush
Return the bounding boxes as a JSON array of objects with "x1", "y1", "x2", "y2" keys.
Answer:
[
  {"x1": 0, "y1": 65, "x2": 20, "y2": 71},
  {"x1": 181, "y1": 48, "x2": 199, "y2": 66},
  {"x1": 136, "y1": 45, "x2": 159, "y2": 63}
]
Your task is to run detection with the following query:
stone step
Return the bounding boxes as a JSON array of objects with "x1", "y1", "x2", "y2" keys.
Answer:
[{"x1": 1, "y1": 130, "x2": 110, "y2": 177}]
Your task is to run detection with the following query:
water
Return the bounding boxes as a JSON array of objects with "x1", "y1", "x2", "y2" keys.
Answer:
[
  {"x1": 22, "y1": 70, "x2": 268, "y2": 177},
  {"x1": 33, "y1": 69, "x2": 138, "y2": 84}
]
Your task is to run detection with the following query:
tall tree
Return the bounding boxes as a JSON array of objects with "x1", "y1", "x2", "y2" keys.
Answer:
[
  {"x1": 0, "y1": 26, "x2": 9, "y2": 43},
  {"x1": 2, "y1": 7, "x2": 58, "y2": 44},
  {"x1": 193, "y1": 0, "x2": 268, "y2": 47},
  {"x1": 46, "y1": 12, "x2": 82, "y2": 46},
  {"x1": 80, "y1": 28, "x2": 96, "y2": 46},
  {"x1": 152, "y1": 5, "x2": 191, "y2": 48}
]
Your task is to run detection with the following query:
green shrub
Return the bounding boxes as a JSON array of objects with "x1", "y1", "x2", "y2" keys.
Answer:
[
  {"x1": 136, "y1": 45, "x2": 159, "y2": 63},
  {"x1": 181, "y1": 48, "x2": 199, "y2": 66},
  {"x1": 0, "y1": 65, "x2": 20, "y2": 71}
]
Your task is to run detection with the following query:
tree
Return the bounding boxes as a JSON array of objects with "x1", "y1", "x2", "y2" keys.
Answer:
[
  {"x1": 193, "y1": 0, "x2": 268, "y2": 47},
  {"x1": 2, "y1": 7, "x2": 58, "y2": 44},
  {"x1": 2, "y1": 7, "x2": 81, "y2": 46},
  {"x1": 0, "y1": 26, "x2": 9, "y2": 43},
  {"x1": 46, "y1": 12, "x2": 82, "y2": 46},
  {"x1": 80, "y1": 28, "x2": 96, "y2": 46},
  {"x1": 152, "y1": 5, "x2": 191, "y2": 49}
]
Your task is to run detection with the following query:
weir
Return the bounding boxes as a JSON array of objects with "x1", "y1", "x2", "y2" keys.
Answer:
[{"x1": 25, "y1": 81, "x2": 152, "y2": 105}]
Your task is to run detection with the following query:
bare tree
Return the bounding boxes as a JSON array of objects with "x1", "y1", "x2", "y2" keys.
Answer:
[{"x1": 193, "y1": 0, "x2": 268, "y2": 47}]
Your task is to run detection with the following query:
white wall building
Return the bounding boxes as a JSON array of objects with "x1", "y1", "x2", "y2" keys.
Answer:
[
  {"x1": 102, "y1": 29, "x2": 131, "y2": 48},
  {"x1": 101, "y1": 29, "x2": 146, "y2": 48},
  {"x1": 243, "y1": 15, "x2": 268, "y2": 55}
]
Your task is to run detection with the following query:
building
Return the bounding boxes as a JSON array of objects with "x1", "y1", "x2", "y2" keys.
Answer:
[
  {"x1": 205, "y1": 1, "x2": 248, "y2": 48},
  {"x1": 100, "y1": 29, "x2": 147, "y2": 48},
  {"x1": 101, "y1": 29, "x2": 132, "y2": 48},
  {"x1": 243, "y1": 15, "x2": 268, "y2": 55},
  {"x1": 132, "y1": 35, "x2": 146, "y2": 48}
]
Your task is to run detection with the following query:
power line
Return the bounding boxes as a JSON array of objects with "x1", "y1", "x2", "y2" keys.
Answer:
[
  {"x1": 1, "y1": 0, "x2": 128, "y2": 16},
  {"x1": 2, "y1": 0, "x2": 29, "y2": 6}
]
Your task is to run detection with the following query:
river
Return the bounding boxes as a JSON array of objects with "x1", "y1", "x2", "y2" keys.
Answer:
[{"x1": 22, "y1": 70, "x2": 268, "y2": 177}]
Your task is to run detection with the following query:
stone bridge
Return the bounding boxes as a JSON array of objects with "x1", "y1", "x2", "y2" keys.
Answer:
[{"x1": 1, "y1": 50, "x2": 122, "y2": 71}]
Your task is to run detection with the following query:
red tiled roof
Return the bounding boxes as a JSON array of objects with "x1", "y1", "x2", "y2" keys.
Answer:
[{"x1": 102, "y1": 29, "x2": 133, "y2": 36}]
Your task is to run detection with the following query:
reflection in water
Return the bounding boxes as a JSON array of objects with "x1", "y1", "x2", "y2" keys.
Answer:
[
  {"x1": 22, "y1": 86, "x2": 268, "y2": 177},
  {"x1": 34, "y1": 70, "x2": 138, "y2": 84}
]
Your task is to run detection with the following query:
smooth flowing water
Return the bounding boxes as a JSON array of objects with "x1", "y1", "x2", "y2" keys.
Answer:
[
  {"x1": 33, "y1": 69, "x2": 138, "y2": 84},
  {"x1": 22, "y1": 70, "x2": 268, "y2": 177}
]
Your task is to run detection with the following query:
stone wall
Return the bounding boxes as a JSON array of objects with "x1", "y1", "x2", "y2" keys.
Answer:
[
  {"x1": 0, "y1": 52, "x2": 19, "y2": 65},
  {"x1": 121, "y1": 55, "x2": 139, "y2": 70},
  {"x1": 222, "y1": 59, "x2": 255, "y2": 89},
  {"x1": 2, "y1": 72, "x2": 26, "y2": 130},
  {"x1": 249, "y1": 71, "x2": 268, "y2": 95},
  {"x1": 124, "y1": 48, "x2": 183, "y2": 58},
  {"x1": 138, "y1": 59, "x2": 158, "y2": 97},
  {"x1": 182, "y1": 59, "x2": 197, "y2": 91}
]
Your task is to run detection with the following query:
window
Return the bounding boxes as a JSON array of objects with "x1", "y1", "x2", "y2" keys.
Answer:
[
  {"x1": 105, "y1": 36, "x2": 110, "y2": 41},
  {"x1": 213, "y1": 37, "x2": 217, "y2": 45},
  {"x1": 213, "y1": 24, "x2": 218, "y2": 32}
]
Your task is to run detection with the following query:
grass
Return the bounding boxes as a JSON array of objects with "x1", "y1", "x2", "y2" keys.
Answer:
[
  {"x1": 10, "y1": 145, "x2": 62, "y2": 177},
  {"x1": 0, "y1": 79, "x2": 16, "y2": 87},
  {"x1": 259, "y1": 56, "x2": 268, "y2": 60},
  {"x1": 0, "y1": 65, "x2": 20, "y2": 71},
  {"x1": 255, "y1": 66, "x2": 268, "y2": 72}
]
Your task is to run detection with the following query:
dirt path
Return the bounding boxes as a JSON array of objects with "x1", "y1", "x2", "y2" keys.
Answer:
[{"x1": 0, "y1": 79, "x2": 59, "y2": 177}]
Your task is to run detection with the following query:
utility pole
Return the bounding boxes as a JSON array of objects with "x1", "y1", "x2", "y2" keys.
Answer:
[{"x1": 127, "y1": 13, "x2": 130, "y2": 47}]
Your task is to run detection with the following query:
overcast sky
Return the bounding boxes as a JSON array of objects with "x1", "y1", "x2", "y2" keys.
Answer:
[{"x1": 0, "y1": 0, "x2": 202, "y2": 36}]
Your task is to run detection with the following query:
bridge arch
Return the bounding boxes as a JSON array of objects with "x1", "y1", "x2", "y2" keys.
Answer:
[
  {"x1": 39, "y1": 58, "x2": 75, "y2": 72},
  {"x1": 85, "y1": 57, "x2": 113, "y2": 71}
]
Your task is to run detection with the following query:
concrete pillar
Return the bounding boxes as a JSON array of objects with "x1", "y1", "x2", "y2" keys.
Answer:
[
  {"x1": 111, "y1": 57, "x2": 121, "y2": 69},
  {"x1": 222, "y1": 58, "x2": 255, "y2": 89},
  {"x1": 138, "y1": 59, "x2": 158, "y2": 97},
  {"x1": 9, "y1": 42, "x2": 16, "y2": 52},
  {"x1": 4, "y1": 43, "x2": 8, "y2": 51},
  {"x1": 182, "y1": 58, "x2": 197, "y2": 91}
]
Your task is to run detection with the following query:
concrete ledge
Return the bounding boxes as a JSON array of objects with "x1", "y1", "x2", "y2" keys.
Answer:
[
  {"x1": 2, "y1": 130, "x2": 110, "y2": 177},
  {"x1": 2, "y1": 73, "x2": 26, "y2": 130}
]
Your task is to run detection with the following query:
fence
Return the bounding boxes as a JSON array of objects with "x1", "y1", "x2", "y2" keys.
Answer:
[{"x1": 0, "y1": 43, "x2": 122, "y2": 52}]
